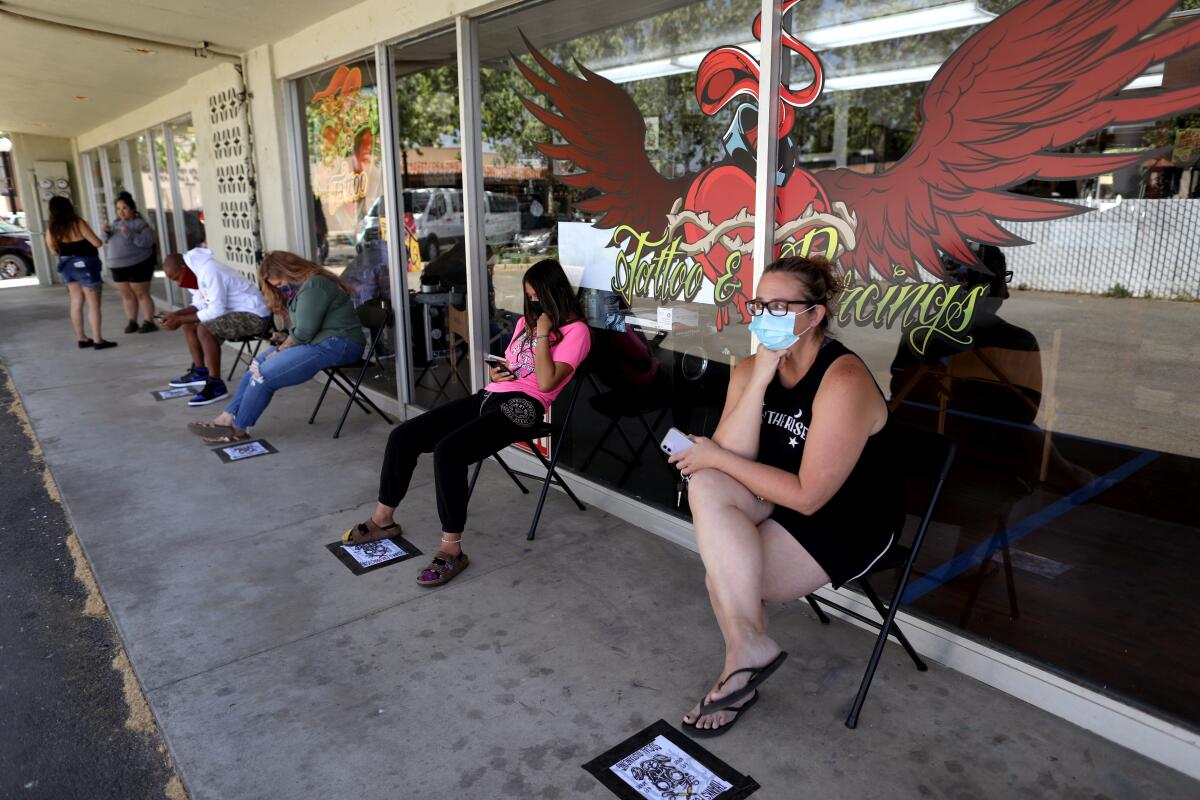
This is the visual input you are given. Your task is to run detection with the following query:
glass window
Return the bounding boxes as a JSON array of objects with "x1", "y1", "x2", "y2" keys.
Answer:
[
  {"x1": 478, "y1": 0, "x2": 762, "y2": 509},
  {"x1": 129, "y1": 134, "x2": 161, "y2": 249},
  {"x1": 780, "y1": 0, "x2": 1197, "y2": 727},
  {"x1": 473, "y1": 0, "x2": 1200, "y2": 728},
  {"x1": 171, "y1": 120, "x2": 205, "y2": 249},
  {"x1": 387, "y1": 31, "x2": 470, "y2": 408},
  {"x1": 104, "y1": 143, "x2": 126, "y2": 202},
  {"x1": 150, "y1": 129, "x2": 178, "y2": 255},
  {"x1": 87, "y1": 150, "x2": 108, "y2": 229},
  {"x1": 295, "y1": 56, "x2": 395, "y2": 395}
]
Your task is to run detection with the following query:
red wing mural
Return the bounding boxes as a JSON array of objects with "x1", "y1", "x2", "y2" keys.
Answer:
[{"x1": 517, "y1": 0, "x2": 1200, "y2": 329}]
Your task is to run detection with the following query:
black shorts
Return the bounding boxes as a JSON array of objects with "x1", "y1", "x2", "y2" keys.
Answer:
[
  {"x1": 110, "y1": 255, "x2": 156, "y2": 283},
  {"x1": 770, "y1": 505, "x2": 899, "y2": 589}
]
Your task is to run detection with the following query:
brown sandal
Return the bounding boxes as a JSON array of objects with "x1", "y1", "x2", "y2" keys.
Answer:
[
  {"x1": 342, "y1": 518, "x2": 401, "y2": 545},
  {"x1": 188, "y1": 420, "x2": 235, "y2": 437},
  {"x1": 202, "y1": 430, "x2": 251, "y2": 445},
  {"x1": 416, "y1": 550, "x2": 469, "y2": 586}
]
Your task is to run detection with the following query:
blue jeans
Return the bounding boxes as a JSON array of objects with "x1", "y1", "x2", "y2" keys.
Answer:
[{"x1": 224, "y1": 336, "x2": 363, "y2": 430}]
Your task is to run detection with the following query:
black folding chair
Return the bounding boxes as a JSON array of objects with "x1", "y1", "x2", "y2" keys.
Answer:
[
  {"x1": 308, "y1": 308, "x2": 396, "y2": 438},
  {"x1": 226, "y1": 318, "x2": 276, "y2": 381},
  {"x1": 802, "y1": 421, "x2": 956, "y2": 729},
  {"x1": 465, "y1": 363, "x2": 588, "y2": 540}
]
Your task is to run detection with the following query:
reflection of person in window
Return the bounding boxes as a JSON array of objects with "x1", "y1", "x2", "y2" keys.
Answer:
[
  {"x1": 669, "y1": 256, "x2": 903, "y2": 736},
  {"x1": 889, "y1": 248, "x2": 1093, "y2": 491},
  {"x1": 351, "y1": 127, "x2": 375, "y2": 219}
]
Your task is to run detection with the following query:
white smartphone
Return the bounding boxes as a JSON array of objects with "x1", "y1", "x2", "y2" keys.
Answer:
[
  {"x1": 484, "y1": 354, "x2": 513, "y2": 373},
  {"x1": 660, "y1": 427, "x2": 694, "y2": 456}
]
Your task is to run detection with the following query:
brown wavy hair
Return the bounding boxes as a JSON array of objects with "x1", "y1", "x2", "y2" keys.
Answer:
[
  {"x1": 763, "y1": 255, "x2": 843, "y2": 331},
  {"x1": 259, "y1": 251, "x2": 353, "y2": 314},
  {"x1": 522, "y1": 258, "x2": 584, "y2": 344}
]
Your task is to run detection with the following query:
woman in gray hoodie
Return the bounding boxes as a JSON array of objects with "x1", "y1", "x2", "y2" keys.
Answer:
[{"x1": 103, "y1": 191, "x2": 158, "y2": 333}]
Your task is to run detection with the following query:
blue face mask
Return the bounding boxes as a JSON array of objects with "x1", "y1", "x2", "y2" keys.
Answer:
[{"x1": 748, "y1": 305, "x2": 816, "y2": 350}]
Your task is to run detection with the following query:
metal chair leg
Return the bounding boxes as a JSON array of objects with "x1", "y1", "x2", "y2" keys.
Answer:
[
  {"x1": 529, "y1": 443, "x2": 585, "y2": 511},
  {"x1": 845, "y1": 576, "x2": 923, "y2": 729},
  {"x1": 333, "y1": 362, "x2": 373, "y2": 439},
  {"x1": 491, "y1": 453, "x2": 530, "y2": 494},
  {"x1": 308, "y1": 369, "x2": 334, "y2": 424},
  {"x1": 805, "y1": 596, "x2": 831, "y2": 624},
  {"x1": 227, "y1": 340, "x2": 248, "y2": 381},
  {"x1": 524, "y1": 440, "x2": 585, "y2": 540},
  {"x1": 857, "y1": 578, "x2": 927, "y2": 672}
]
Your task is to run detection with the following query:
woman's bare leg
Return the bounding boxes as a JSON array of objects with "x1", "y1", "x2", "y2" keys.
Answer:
[
  {"x1": 67, "y1": 284, "x2": 85, "y2": 340},
  {"x1": 82, "y1": 286, "x2": 102, "y2": 341},
  {"x1": 133, "y1": 281, "x2": 156, "y2": 321},
  {"x1": 116, "y1": 282, "x2": 137, "y2": 323},
  {"x1": 683, "y1": 469, "x2": 830, "y2": 732}
]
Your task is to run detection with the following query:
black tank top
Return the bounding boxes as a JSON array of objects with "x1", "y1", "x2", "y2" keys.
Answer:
[
  {"x1": 58, "y1": 238, "x2": 99, "y2": 257},
  {"x1": 759, "y1": 338, "x2": 902, "y2": 531}
]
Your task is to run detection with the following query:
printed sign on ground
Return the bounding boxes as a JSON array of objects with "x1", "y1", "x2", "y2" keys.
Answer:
[
  {"x1": 582, "y1": 720, "x2": 759, "y2": 799},
  {"x1": 213, "y1": 439, "x2": 278, "y2": 463},
  {"x1": 325, "y1": 535, "x2": 423, "y2": 576},
  {"x1": 152, "y1": 387, "x2": 194, "y2": 401}
]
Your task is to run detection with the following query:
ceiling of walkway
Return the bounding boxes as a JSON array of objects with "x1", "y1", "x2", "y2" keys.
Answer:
[{"x1": 0, "y1": 0, "x2": 364, "y2": 138}]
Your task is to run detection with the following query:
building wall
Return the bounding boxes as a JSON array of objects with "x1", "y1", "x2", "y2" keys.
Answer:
[{"x1": 8, "y1": 132, "x2": 80, "y2": 285}]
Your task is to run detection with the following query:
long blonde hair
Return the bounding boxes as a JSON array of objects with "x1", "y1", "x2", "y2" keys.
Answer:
[{"x1": 259, "y1": 251, "x2": 352, "y2": 314}]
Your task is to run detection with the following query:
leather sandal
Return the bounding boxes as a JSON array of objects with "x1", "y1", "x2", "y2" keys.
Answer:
[
  {"x1": 342, "y1": 518, "x2": 401, "y2": 545},
  {"x1": 188, "y1": 420, "x2": 235, "y2": 437},
  {"x1": 202, "y1": 430, "x2": 251, "y2": 445},
  {"x1": 416, "y1": 550, "x2": 469, "y2": 586}
]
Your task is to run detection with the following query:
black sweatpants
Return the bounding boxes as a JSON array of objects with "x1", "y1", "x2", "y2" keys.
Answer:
[{"x1": 378, "y1": 390, "x2": 544, "y2": 533}]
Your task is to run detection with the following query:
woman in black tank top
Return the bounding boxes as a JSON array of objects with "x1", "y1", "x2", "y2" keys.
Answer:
[
  {"x1": 45, "y1": 196, "x2": 115, "y2": 349},
  {"x1": 671, "y1": 256, "x2": 901, "y2": 737}
]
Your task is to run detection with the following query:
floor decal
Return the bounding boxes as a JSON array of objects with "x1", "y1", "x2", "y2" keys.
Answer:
[
  {"x1": 152, "y1": 388, "x2": 194, "y2": 401},
  {"x1": 325, "y1": 535, "x2": 423, "y2": 576},
  {"x1": 582, "y1": 720, "x2": 759, "y2": 799},
  {"x1": 213, "y1": 439, "x2": 278, "y2": 463}
]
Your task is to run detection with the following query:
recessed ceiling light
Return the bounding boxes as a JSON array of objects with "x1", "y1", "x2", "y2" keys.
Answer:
[
  {"x1": 129, "y1": 47, "x2": 156, "y2": 55},
  {"x1": 73, "y1": 95, "x2": 89, "y2": 100}
]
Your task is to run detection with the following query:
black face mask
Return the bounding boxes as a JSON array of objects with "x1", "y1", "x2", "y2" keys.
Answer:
[{"x1": 528, "y1": 299, "x2": 544, "y2": 317}]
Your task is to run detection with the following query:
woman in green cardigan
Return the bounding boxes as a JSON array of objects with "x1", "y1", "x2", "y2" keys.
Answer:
[{"x1": 191, "y1": 251, "x2": 365, "y2": 444}]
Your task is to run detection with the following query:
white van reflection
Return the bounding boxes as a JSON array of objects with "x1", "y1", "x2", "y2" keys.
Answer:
[{"x1": 356, "y1": 189, "x2": 521, "y2": 260}]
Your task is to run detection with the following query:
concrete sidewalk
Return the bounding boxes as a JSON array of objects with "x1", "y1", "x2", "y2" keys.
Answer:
[{"x1": 1, "y1": 283, "x2": 1195, "y2": 800}]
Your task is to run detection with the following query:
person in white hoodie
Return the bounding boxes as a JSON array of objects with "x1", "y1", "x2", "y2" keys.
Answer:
[{"x1": 159, "y1": 249, "x2": 272, "y2": 407}]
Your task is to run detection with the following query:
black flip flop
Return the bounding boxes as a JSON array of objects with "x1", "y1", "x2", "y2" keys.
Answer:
[
  {"x1": 682, "y1": 690, "x2": 758, "y2": 738},
  {"x1": 697, "y1": 651, "x2": 787, "y2": 715}
]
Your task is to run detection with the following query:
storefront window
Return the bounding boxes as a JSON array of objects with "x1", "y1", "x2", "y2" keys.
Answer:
[
  {"x1": 151, "y1": 128, "x2": 178, "y2": 255},
  {"x1": 469, "y1": 0, "x2": 1199, "y2": 728},
  {"x1": 387, "y1": 32, "x2": 470, "y2": 407},
  {"x1": 170, "y1": 120, "x2": 205, "y2": 248},
  {"x1": 295, "y1": 57, "x2": 397, "y2": 396},
  {"x1": 477, "y1": 0, "x2": 762, "y2": 510},
  {"x1": 86, "y1": 149, "x2": 109, "y2": 230},
  {"x1": 129, "y1": 134, "x2": 161, "y2": 249}
]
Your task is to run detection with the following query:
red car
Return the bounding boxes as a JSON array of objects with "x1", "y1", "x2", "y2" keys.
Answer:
[{"x1": 0, "y1": 219, "x2": 32, "y2": 279}]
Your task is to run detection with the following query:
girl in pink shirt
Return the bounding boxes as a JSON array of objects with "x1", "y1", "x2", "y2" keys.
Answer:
[{"x1": 342, "y1": 259, "x2": 591, "y2": 586}]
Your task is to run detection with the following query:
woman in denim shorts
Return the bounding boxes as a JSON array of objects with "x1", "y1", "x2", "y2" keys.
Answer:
[{"x1": 45, "y1": 196, "x2": 116, "y2": 349}]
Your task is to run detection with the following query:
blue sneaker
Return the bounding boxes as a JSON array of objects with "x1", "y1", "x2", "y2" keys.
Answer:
[
  {"x1": 188, "y1": 379, "x2": 229, "y2": 407},
  {"x1": 169, "y1": 366, "x2": 209, "y2": 388}
]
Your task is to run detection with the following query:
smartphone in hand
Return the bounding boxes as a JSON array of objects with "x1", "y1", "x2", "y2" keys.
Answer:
[
  {"x1": 485, "y1": 354, "x2": 513, "y2": 375},
  {"x1": 660, "y1": 427, "x2": 694, "y2": 455}
]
